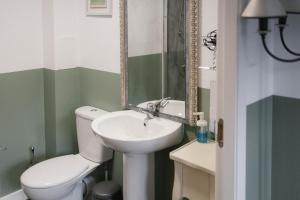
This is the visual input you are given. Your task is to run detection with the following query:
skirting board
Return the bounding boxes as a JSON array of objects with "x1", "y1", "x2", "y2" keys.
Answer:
[{"x1": 0, "y1": 190, "x2": 27, "y2": 200}]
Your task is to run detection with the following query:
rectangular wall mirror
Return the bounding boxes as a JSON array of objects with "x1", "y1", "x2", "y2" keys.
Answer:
[{"x1": 120, "y1": 0, "x2": 200, "y2": 125}]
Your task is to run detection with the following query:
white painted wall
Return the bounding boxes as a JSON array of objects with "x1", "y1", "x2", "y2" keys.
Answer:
[
  {"x1": 78, "y1": 0, "x2": 121, "y2": 73},
  {"x1": 49, "y1": 0, "x2": 121, "y2": 73},
  {"x1": 53, "y1": 0, "x2": 80, "y2": 70},
  {"x1": 198, "y1": 0, "x2": 218, "y2": 89},
  {"x1": 42, "y1": 0, "x2": 55, "y2": 69},
  {"x1": 127, "y1": 0, "x2": 163, "y2": 57},
  {"x1": 0, "y1": 0, "x2": 43, "y2": 73},
  {"x1": 44, "y1": 0, "x2": 120, "y2": 73},
  {"x1": 273, "y1": 14, "x2": 300, "y2": 99},
  {"x1": 1, "y1": 0, "x2": 121, "y2": 74}
]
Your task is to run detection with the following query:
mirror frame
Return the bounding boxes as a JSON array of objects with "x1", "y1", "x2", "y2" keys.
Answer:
[{"x1": 120, "y1": 0, "x2": 200, "y2": 126}]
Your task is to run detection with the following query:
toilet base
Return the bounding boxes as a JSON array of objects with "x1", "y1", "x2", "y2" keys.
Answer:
[
  {"x1": 60, "y1": 182, "x2": 84, "y2": 200},
  {"x1": 23, "y1": 181, "x2": 85, "y2": 200},
  {"x1": 22, "y1": 154, "x2": 100, "y2": 200}
]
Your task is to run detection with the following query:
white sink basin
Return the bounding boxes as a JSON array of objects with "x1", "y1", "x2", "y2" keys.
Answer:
[
  {"x1": 138, "y1": 100, "x2": 185, "y2": 118},
  {"x1": 92, "y1": 110, "x2": 183, "y2": 200},
  {"x1": 92, "y1": 110, "x2": 182, "y2": 154}
]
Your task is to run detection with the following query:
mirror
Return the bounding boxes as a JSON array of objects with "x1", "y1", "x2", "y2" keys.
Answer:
[{"x1": 120, "y1": 0, "x2": 200, "y2": 125}]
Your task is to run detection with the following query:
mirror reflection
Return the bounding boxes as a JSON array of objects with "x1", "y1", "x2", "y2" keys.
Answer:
[
  {"x1": 127, "y1": 0, "x2": 186, "y2": 119},
  {"x1": 198, "y1": 0, "x2": 218, "y2": 136}
]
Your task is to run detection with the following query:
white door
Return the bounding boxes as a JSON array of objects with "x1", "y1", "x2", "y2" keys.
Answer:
[{"x1": 216, "y1": 0, "x2": 239, "y2": 199}]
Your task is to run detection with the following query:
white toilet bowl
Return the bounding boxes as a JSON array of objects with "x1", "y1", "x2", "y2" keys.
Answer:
[
  {"x1": 20, "y1": 106, "x2": 113, "y2": 200},
  {"x1": 21, "y1": 154, "x2": 98, "y2": 200}
]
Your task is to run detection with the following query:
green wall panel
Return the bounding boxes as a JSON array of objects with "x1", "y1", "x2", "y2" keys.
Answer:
[
  {"x1": 246, "y1": 96, "x2": 273, "y2": 200},
  {"x1": 198, "y1": 87, "x2": 210, "y2": 122},
  {"x1": 272, "y1": 96, "x2": 300, "y2": 200},
  {"x1": 246, "y1": 95, "x2": 300, "y2": 200},
  {"x1": 44, "y1": 68, "x2": 81, "y2": 157},
  {"x1": 54, "y1": 68, "x2": 81, "y2": 155},
  {"x1": 44, "y1": 69, "x2": 56, "y2": 158},
  {"x1": 80, "y1": 68, "x2": 122, "y2": 112},
  {"x1": 0, "y1": 69, "x2": 46, "y2": 197}
]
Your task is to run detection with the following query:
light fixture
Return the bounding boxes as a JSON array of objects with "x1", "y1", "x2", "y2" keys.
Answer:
[
  {"x1": 241, "y1": 0, "x2": 300, "y2": 62},
  {"x1": 278, "y1": 16, "x2": 300, "y2": 56},
  {"x1": 242, "y1": 0, "x2": 286, "y2": 18}
]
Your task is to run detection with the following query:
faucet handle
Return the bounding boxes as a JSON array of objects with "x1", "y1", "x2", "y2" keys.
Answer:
[
  {"x1": 159, "y1": 97, "x2": 171, "y2": 108},
  {"x1": 138, "y1": 107, "x2": 155, "y2": 119}
]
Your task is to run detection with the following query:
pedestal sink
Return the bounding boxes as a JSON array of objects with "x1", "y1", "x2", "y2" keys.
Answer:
[{"x1": 92, "y1": 110, "x2": 183, "y2": 200}]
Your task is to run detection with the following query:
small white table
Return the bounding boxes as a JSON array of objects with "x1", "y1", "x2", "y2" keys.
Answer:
[{"x1": 170, "y1": 140, "x2": 216, "y2": 200}]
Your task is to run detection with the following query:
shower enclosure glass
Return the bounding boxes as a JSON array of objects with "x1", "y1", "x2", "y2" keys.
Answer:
[{"x1": 164, "y1": 0, "x2": 186, "y2": 101}]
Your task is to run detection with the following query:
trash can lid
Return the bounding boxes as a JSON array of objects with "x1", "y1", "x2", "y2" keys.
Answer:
[{"x1": 93, "y1": 181, "x2": 121, "y2": 200}]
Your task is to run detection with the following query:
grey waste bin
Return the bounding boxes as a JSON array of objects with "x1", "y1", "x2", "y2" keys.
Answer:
[{"x1": 92, "y1": 181, "x2": 122, "y2": 200}]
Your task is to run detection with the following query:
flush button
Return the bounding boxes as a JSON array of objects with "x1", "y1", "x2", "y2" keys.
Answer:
[{"x1": 90, "y1": 109, "x2": 98, "y2": 112}]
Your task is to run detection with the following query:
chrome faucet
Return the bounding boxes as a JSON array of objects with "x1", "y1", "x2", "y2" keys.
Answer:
[
  {"x1": 138, "y1": 108, "x2": 155, "y2": 126},
  {"x1": 147, "y1": 97, "x2": 171, "y2": 116},
  {"x1": 138, "y1": 97, "x2": 171, "y2": 126}
]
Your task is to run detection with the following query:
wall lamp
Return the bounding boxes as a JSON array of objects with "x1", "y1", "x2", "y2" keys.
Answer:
[{"x1": 241, "y1": 0, "x2": 300, "y2": 62}]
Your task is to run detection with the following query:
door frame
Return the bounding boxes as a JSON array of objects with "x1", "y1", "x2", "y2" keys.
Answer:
[{"x1": 216, "y1": 0, "x2": 241, "y2": 199}]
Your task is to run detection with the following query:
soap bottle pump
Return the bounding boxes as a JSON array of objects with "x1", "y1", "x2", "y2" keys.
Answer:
[{"x1": 194, "y1": 112, "x2": 208, "y2": 143}]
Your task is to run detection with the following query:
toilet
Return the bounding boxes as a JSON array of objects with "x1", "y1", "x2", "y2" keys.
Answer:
[{"x1": 21, "y1": 106, "x2": 113, "y2": 200}]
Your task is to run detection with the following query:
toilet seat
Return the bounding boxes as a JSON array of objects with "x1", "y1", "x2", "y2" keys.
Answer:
[{"x1": 21, "y1": 155, "x2": 88, "y2": 189}]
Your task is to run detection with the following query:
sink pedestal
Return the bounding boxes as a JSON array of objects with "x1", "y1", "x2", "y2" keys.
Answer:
[{"x1": 123, "y1": 153, "x2": 155, "y2": 200}]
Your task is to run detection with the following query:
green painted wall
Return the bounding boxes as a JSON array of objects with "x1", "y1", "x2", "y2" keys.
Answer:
[
  {"x1": 128, "y1": 54, "x2": 162, "y2": 105},
  {"x1": 80, "y1": 68, "x2": 122, "y2": 111},
  {"x1": 246, "y1": 95, "x2": 300, "y2": 200},
  {"x1": 246, "y1": 96, "x2": 273, "y2": 200},
  {"x1": 55, "y1": 69, "x2": 81, "y2": 155},
  {"x1": 44, "y1": 68, "x2": 81, "y2": 157},
  {"x1": 198, "y1": 87, "x2": 210, "y2": 122},
  {"x1": 272, "y1": 96, "x2": 300, "y2": 200},
  {"x1": 44, "y1": 69, "x2": 56, "y2": 158},
  {"x1": 0, "y1": 69, "x2": 46, "y2": 197}
]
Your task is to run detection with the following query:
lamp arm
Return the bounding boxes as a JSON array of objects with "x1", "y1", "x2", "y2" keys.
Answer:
[
  {"x1": 279, "y1": 28, "x2": 300, "y2": 56},
  {"x1": 260, "y1": 33, "x2": 300, "y2": 62}
]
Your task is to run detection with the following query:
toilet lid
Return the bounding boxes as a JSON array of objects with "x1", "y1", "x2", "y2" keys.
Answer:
[{"x1": 21, "y1": 155, "x2": 89, "y2": 189}]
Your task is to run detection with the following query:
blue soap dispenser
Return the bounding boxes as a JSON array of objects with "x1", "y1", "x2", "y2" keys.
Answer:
[{"x1": 194, "y1": 112, "x2": 208, "y2": 143}]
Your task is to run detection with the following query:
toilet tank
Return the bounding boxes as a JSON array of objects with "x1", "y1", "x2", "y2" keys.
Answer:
[{"x1": 75, "y1": 106, "x2": 113, "y2": 163}]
